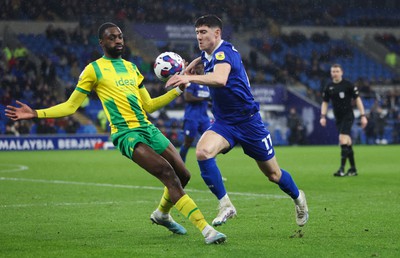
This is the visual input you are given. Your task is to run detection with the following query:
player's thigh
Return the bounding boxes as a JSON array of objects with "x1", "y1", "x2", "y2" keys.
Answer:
[
  {"x1": 339, "y1": 134, "x2": 352, "y2": 145},
  {"x1": 337, "y1": 117, "x2": 353, "y2": 145},
  {"x1": 196, "y1": 130, "x2": 230, "y2": 159},
  {"x1": 132, "y1": 143, "x2": 175, "y2": 180}
]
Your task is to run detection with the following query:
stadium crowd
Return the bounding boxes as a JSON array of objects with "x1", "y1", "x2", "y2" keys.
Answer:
[
  {"x1": 2, "y1": 0, "x2": 400, "y2": 29},
  {"x1": 1, "y1": 0, "x2": 400, "y2": 144}
]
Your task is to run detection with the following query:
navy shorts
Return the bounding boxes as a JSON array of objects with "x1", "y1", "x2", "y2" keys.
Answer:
[
  {"x1": 183, "y1": 119, "x2": 211, "y2": 138},
  {"x1": 209, "y1": 112, "x2": 275, "y2": 161}
]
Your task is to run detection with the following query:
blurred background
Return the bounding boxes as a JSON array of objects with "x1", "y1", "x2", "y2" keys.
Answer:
[{"x1": 1, "y1": 0, "x2": 399, "y2": 148}]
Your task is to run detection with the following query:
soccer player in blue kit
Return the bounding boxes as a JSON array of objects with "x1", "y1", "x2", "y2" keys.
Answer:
[
  {"x1": 167, "y1": 15, "x2": 309, "y2": 227},
  {"x1": 179, "y1": 64, "x2": 211, "y2": 163}
]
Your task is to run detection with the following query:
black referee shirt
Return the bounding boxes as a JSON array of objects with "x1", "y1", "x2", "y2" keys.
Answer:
[{"x1": 322, "y1": 79, "x2": 359, "y2": 119}]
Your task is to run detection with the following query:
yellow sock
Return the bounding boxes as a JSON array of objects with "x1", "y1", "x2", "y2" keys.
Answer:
[
  {"x1": 175, "y1": 194, "x2": 208, "y2": 231},
  {"x1": 157, "y1": 187, "x2": 174, "y2": 213}
]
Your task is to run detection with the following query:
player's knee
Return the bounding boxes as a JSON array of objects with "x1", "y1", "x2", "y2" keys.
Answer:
[
  {"x1": 178, "y1": 169, "x2": 191, "y2": 187},
  {"x1": 260, "y1": 167, "x2": 281, "y2": 183},
  {"x1": 267, "y1": 171, "x2": 281, "y2": 183},
  {"x1": 195, "y1": 147, "x2": 213, "y2": 160}
]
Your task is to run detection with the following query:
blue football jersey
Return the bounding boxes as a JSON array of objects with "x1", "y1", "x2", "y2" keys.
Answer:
[
  {"x1": 184, "y1": 82, "x2": 210, "y2": 122},
  {"x1": 201, "y1": 40, "x2": 259, "y2": 124}
]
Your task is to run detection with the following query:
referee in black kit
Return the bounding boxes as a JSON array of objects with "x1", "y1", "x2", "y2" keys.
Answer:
[{"x1": 320, "y1": 64, "x2": 368, "y2": 177}]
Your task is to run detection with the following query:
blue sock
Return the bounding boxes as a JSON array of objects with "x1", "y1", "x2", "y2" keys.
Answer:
[
  {"x1": 179, "y1": 145, "x2": 189, "y2": 163},
  {"x1": 198, "y1": 158, "x2": 226, "y2": 200},
  {"x1": 278, "y1": 169, "x2": 300, "y2": 199}
]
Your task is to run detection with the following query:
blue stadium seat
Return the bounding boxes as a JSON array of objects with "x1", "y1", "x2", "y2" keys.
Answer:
[{"x1": 85, "y1": 99, "x2": 103, "y2": 122}]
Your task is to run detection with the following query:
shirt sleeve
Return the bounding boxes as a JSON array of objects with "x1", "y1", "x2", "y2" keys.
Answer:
[
  {"x1": 214, "y1": 47, "x2": 233, "y2": 67},
  {"x1": 76, "y1": 64, "x2": 96, "y2": 94},
  {"x1": 139, "y1": 85, "x2": 181, "y2": 113},
  {"x1": 322, "y1": 84, "x2": 330, "y2": 102},
  {"x1": 36, "y1": 89, "x2": 88, "y2": 118}
]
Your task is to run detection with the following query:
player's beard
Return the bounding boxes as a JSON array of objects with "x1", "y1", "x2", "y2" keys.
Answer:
[{"x1": 106, "y1": 45, "x2": 124, "y2": 58}]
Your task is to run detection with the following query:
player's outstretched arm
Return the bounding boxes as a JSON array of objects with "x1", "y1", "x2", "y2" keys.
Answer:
[
  {"x1": 5, "y1": 101, "x2": 37, "y2": 121},
  {"x1": 5, "y1": 90, "x2": 87, "y2": 121},
  {"x1": 167, "y1": 63, "x2": 230, "y2": 88},
  {"x1": 140, "y1": 85, "x2": 185, "y2": 113}
]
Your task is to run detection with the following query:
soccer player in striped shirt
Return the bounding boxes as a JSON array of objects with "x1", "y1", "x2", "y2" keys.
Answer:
[{"x1": 5, "y1": 22, "x2": 226, "y2": 244}]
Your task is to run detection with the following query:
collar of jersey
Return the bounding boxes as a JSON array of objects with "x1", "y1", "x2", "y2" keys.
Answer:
[
  {"x1": 102, "y1": 55, "x2": 122, "y2": 61},
  {"x1": 205, "y1": 40, "x2": 224, "y2": 61}
]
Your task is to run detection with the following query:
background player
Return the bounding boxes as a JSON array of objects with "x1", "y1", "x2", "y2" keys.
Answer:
[
  {"x1": 179, "y1": 64, "x2": 211, "y2": 163},
  {"x1": 320, "y1": 63, "x2": 368, "y2": 176},
  {"x1": 167, "y1": 15, "x2": 308, "y2": 228}
]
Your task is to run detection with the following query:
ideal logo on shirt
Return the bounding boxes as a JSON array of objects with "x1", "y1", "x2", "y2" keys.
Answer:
[{"x1": 115, "y1": 77, "x2": 136, "y2": 87}]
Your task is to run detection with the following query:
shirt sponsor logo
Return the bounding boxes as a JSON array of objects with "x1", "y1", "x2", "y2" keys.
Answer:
[
  {"x1": 215, "y1": 51, "x2": 225, "y2": 60},
  {"x1": 197, "y1": 90, "x2": 210, "y2": 98},
  {"x1": 115, "y1": 77, "x2": 136, "y2": 87}
]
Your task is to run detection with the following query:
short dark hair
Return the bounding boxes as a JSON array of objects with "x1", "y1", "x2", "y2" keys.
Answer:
[
  {"x1": 98, "y1": 22, "x2": 118, "y2": 39},
  {"x1": 331, "y1": 63, "x2": 343, "y2": 70},
  {"x1": 195, "y1": 14, "x2": 223, "y2": 30}
]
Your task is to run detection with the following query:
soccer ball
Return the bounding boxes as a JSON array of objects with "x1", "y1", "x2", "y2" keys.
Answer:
[{"x1": 153, "y1": 52, "x2": 185, "y2": 82}]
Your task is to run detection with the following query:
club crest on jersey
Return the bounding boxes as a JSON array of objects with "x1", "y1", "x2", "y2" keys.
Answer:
[
  {"x1": 215, "y1": 51, "x2": 225, "y2": 60},
  {"x1": 339, "y1": 92, "x2": 345, "y2": 98}
]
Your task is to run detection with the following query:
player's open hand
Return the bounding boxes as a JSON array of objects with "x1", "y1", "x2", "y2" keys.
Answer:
[
  {"x1": 166, "y1": 74, "x2": 190, "y2": 89},
  {"x1": 5, "y1": 101, "x2": 37, "y2": 121}
]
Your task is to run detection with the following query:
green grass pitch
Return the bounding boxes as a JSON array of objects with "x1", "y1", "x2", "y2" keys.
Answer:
[{"x1": 1, "y1": 145, "x2": 399, "y2": 257}]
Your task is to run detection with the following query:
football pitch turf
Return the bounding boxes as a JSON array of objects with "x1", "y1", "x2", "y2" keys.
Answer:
[{"x1": 1, "y1": 145, "x2": 399, "y2": 257}]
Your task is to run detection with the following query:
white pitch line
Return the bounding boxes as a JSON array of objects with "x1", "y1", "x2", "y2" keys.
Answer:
[
  {"x1": 0, "y1": 177, "x2": 287, "y2": 199},
  {"x1": 1, "y1": 201, "x2": 120, "y2": 208},
  {"x1": 0, "y1": 164, "x2": 29, "y2": 173}
]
